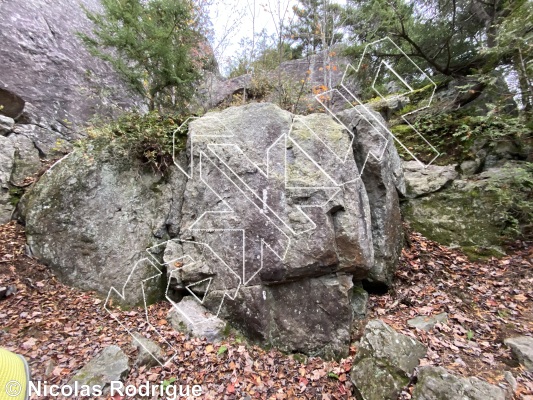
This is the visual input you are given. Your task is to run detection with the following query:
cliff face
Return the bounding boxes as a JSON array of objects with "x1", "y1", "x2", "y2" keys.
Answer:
[{"x1": 0, "y1": 0, "x2": 142, "y2": 136}]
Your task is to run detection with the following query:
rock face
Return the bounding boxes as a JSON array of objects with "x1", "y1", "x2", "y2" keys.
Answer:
[
  {"x1": 337, "y1": 106, "x2": 405, "y2": 287},
  {"x1": 23, "y1": 146, "x2": 188, "y2": 306},
  {"x1": 0, "y1": 136, "x2": 16, "y2": 223},
  {"x1": 412, "y1": 366, "x2": 506, "y2": 400},
  {"x1": 351, "y1": 320, "x2": 427, "y2": 400},
  {"x1": 402, "y1": 161, "x2": 532, "y2": 256},
  {"x1": 0, "y1": 0, "x2": 141, "y2": 134},
  {"x1": 165, "y1": 103, "x2": 379, "y2": 358},
  {"x1": 69, "y1": 346, "x2": 130, "y2": 394}
]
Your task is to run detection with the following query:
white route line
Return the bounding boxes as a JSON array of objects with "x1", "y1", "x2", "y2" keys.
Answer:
[{"x1": 106, "y1": 36, "x2": 441, "y2": 366}]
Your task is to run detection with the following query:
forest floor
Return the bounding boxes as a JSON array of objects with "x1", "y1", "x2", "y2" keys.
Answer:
[{"x1": 0, "y1": 221, "x2": 532, "y2": 399}]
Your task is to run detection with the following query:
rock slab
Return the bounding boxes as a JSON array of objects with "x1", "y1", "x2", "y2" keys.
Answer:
[
  {"x1": 0, "y1": 0, "x2": 142, "y2": 134},
  {"x1": 168, "y1": 297, "x2": 226, "y2": 342}
]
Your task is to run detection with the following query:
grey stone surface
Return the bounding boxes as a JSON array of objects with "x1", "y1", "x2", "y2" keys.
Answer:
[
  {"x1": 131, "y1": 333, "x2": 165, "y2": 368},
  {"x1": 408, "y1": 313, "x2": 448, "y2": 331},
  {"x1": 351, "y1": 283, "x2": 369, "y2": 320},
  {"x1": 337, "y1": 106, "x2": 405, "y2": 287},
  {"x1": 0, "y1": 115, "x2": 14, "y2": 136},
  {"x1": 164, "y1": 103, "x2": 376, "y2": 357},
  {"x1": 504, "y1": 336, "x2": 533, "y2": 371},
  {"x1": 0, "y1": 136, "x2": 16, "y2": 223},
  {"x1": 402, "y1": 161, "x2": 532, "y2": 253},
  {"x1": 351, "y1": 319, "x2": 426, "y2": 400},
  {"x1": 403, "y1": 161, "x2": 458, "y2": 198},
  {"x1": 209, "y1": 273, "x2": 354, "y2": 360},
  {"x1": 0, "y1": 0, "x2": 142, "y2": 135},
  {"x1": 68, "y1": 345, "x2": 130, "y2": 395},
  {"x1": 23, "y1": 146, "x2": 188, "y2": 306},
  {"x1": 168, "y1": 297, "x2": 226, "y2": 342},
  {"x1": 412, "y1": 366, "x2": 506, "y2": 400}
]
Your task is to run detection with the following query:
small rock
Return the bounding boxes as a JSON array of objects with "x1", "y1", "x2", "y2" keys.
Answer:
[
  {"x1": 0, "y1": 285, "x2": 17, "y2": 300},
  {"x1": 504, "y1": 336, "x2": 533, "y2": 371},
  {"x1": 504, "y1": 371, "x2": 517, "y2": 393},
  {"x1": 168, "y1": 297, "x2": 226, "y2": 342},
  {"x1": 412, "y1": 366, "x2": 506, "y2": 400},
  {"x1": 460, "y1": 159, "x2": 481, "y2": 176},
  {"x1": 351, "y1": 319, "x2": 427, "y2": 400},
  {"x1": 402, "y1": 161, "x2": 458, "y2": 198},
  {"x1": 131, "y1": 333, "x2": 165, "y2": 367},
  {"x1": 68, "y1": 345, "x2": 129, "y2": 395},
  {"x1": 0, "y1": 115, "x2": 15, "y2": 135},
  {"x1": 407, "y1": 312, "x2": 448, "y2": 331}
]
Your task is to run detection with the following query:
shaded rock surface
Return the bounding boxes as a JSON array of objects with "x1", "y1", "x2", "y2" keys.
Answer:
[
  {"x1": 351, "y1": 319, "x2": 426, "y2": 400},
  {"x1": 22, "y1": 146, "x2": 188, "y2": 306},
  {"x1": 412, "y1": 366, "x2": 506, "y2": 400},
  {"x1": 337, "y1": 106, "x2": 405, "y2": 287},
  {"x1": 0, "y1": 0, "x2": 142, "y2": 135},
  {"x1": 68, "y1": 345, "x2": 129, "y2": 394},
  {"x1": 504, "y1": 336, "x2": 533, "y2": 371}
]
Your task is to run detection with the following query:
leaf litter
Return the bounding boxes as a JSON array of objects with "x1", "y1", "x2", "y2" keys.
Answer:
[{"x1": 0, "y1": 221, "x2": 531, "y2": 399}]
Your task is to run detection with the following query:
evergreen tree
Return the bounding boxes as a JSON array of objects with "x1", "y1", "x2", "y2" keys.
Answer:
[{"x1": 79, "y1": 0, "x2": 204, "y2": 111}]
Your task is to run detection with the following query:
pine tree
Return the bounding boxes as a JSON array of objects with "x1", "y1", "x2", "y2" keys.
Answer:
[{"x1": 79, "y1": 0, "x2": 203, "y2": 111}]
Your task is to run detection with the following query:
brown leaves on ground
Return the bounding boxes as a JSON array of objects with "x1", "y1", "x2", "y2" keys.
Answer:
[
  {"x1": 1, "y1": 221, "x2": 532, "y2": 399},
  {"x1": 362, "y1": 229, "x2": 533, "y2": 399}
]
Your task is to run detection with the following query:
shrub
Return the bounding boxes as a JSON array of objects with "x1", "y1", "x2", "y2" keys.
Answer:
[{"x1": 82, "y1": 111, "x2": 189, "y2": 173}]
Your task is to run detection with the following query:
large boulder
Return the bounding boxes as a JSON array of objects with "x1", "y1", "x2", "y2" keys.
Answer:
[
  {"x1": 337, "y1": 106, "x2": 405, "y2": 287},
  {"x1": 351, "y1": 320, "x2": 427, "y2": 400},
  {"x1": 0, "y1": 0, "x2": 142, "y2": 135},
  {"x1": 22, "y1": 145, "x2": 188, "y2": 306},
  {"x1": 166, "y1": 102, "x2": 377, "y2": 357}
]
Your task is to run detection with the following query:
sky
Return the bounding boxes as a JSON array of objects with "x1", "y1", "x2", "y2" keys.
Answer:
[{"x1": 208, "y1": 0, "x2": 346, "y2": 75}]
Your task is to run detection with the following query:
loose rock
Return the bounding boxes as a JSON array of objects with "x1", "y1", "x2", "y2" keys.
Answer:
[
  {"x1": 504, "y1": 336, "x2": 533, "y2": 371},
  {"x1": 68, "y1": 345, "x2": 129, "y2": 395},
  {"x1": 351, "y1": 319, "x2": 426, "y2": 400},
  {"x1": 412, "y1": 366, "x2": 506, "y2": 400}
]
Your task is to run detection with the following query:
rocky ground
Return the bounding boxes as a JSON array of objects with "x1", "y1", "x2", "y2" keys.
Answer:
[{"x1": 0, "y1": 221, "x2": 532, "y2": 399}]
